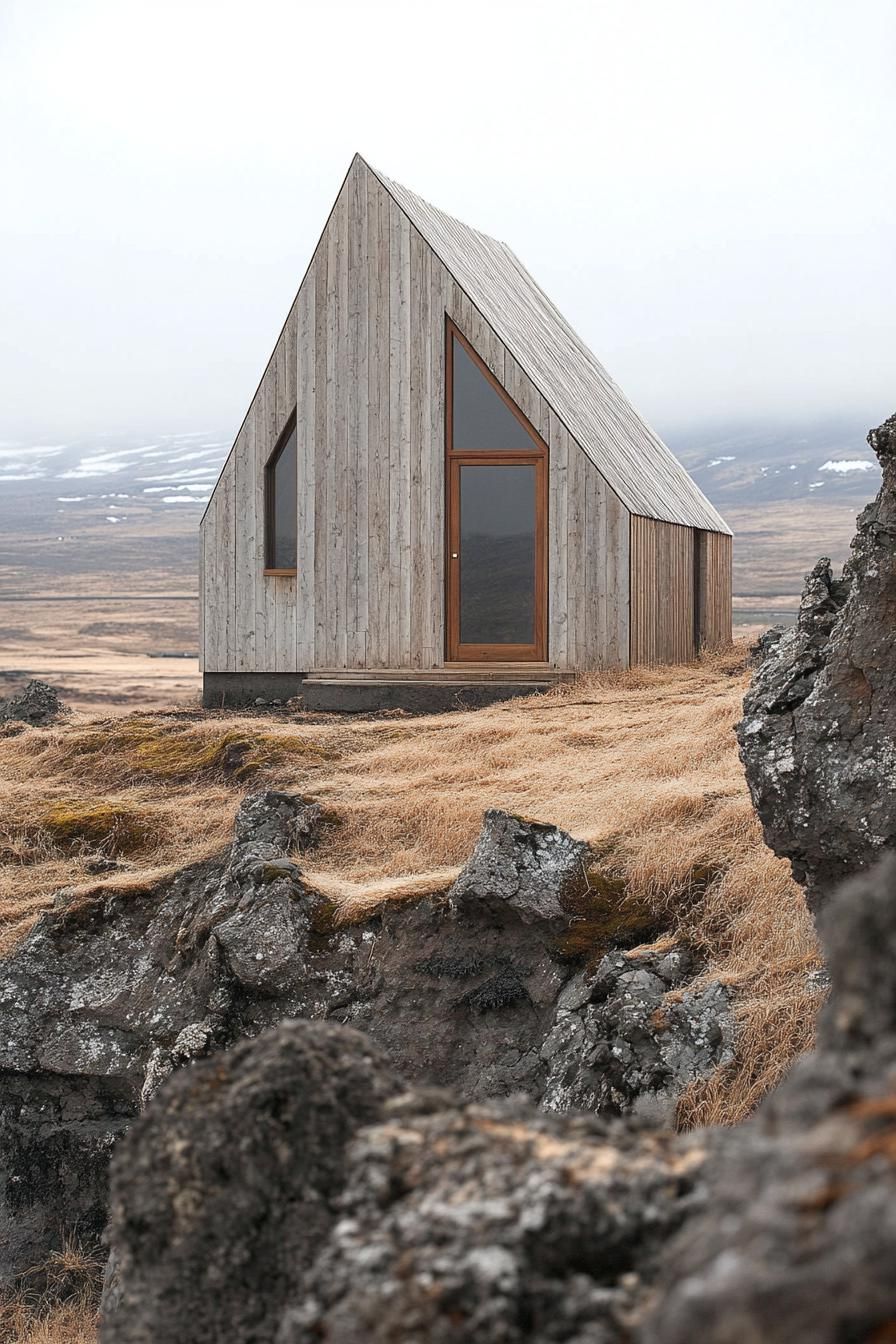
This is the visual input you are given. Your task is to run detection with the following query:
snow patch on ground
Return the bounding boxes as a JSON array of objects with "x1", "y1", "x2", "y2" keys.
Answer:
[
  {"x1": 60, "y1": 458, "x2": 130, "y2": 477},
  {"x1": 137, "y1": 467, "x2": 219, "y2": 481},
  {"x1": 820, "y1": 459, "x2": 876, "y2": 474}
]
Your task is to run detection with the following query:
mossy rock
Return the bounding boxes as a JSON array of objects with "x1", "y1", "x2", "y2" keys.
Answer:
[
  {"x1": 61, "y1": 720, "x2": 333, "y2": 784},
  {"x1": 557, "y1": 870, "x2": 664, "y2": 967},
  {"x1": 41, "y1": 800, "x2": 155, "y2": 856}
]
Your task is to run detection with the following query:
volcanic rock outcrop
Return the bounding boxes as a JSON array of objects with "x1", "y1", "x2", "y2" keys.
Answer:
[
  {"x1": 102, "y1": 1018, "x2": 705, "y2": 1344},
  {"x1": 0, "y1": 796, "x2": 731, "y2": 1284},
  {"x1": 541, "y1": 944, "x2": 734, "y2": 1121},
  {"x1": 102, "y1": 1022, "x2": 402, "y2": 1344},
  {"x1": 737, "y1": 413, "x2": 896, "y2": 910},
  {"x1": 101, "y1": 855, "x2": 896, "y2": 1344},
  {"x1": 643, "y1": 853, "x2": 896, "y2": 1344}
]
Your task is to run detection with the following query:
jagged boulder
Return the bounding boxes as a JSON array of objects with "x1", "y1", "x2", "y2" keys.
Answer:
[
  {"x1": 103, "y1": 1022, "x2": 704, "y2": 1344},
  {"x1": 0, "y1": 679, "x2": 66, "y2": 726},
  {"x1": 737, "y1": 413, "x2": 896, "y2": 910},
  {"x1": 642, "y1": 854, "x2": 896, "y2": 1344},
  {"x1": 101, "y1": 1021, "x2": 402, "y2": 1344},
  {"x1": 541, "y1": 943, "x2": 734, "y2": 1121},
  {"x1": 446, "y1": 808, "x2": 591, "y2": 923},
  {"x1": 0, "y1": 799, "x2": 732, "y2": 1285},
  {"x1": 280, "y1": 1098, "x2": 704, "y2": 1344}
]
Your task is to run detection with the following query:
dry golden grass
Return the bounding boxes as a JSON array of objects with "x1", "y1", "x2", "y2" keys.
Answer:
[
  {"x1": 0, "y1": 641, "x2": 821, "y2": 1130},
  {"x1": 0, "y1": 1300, "x2": 98, "y2": 1344},
  {"x1": 0, "y1": 1237, "x2": 102, "y2": 1344}
]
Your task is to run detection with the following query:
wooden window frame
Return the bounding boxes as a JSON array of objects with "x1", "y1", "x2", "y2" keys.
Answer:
[
  {"x1": 445, "y1": 319, "x2": 548, "y2": 663},
  {"x1": 263, "y1": 410, "x2": 298, "y2": 576}
]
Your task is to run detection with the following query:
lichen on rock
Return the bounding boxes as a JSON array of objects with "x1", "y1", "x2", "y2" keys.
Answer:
[
  {"x1": 737, "y1": 412, "x2": 896, "y2": 910},
  {"x1": 540, "y1": 944, "x2": 734, "y2": 1121}
]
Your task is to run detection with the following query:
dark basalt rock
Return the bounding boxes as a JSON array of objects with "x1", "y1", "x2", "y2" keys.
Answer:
[
  {"x1": 737, "y1": 413, "x2": 896, "y2": 911},
  {"x1": 0, "y1": 679, "x2": 67, "y2": 726},
  {"x1": 98, "y1": 854, "x2": 896, "y2": 1344},
  {"x1": 279, "y1": 1096, "x2": 704, "y2": 1344},
  {"x1": 445, "y1": 808, "x2": 591, "y2": 923},
  {"x1": 102, "y1": 1019, "x2": 705, "y2": 1344},
  {"x1": 540, "y1": 944, "x2": 734, "y2": 1122},
  {"x1": 0, "y1": 799, "x2": 730, "y2": 1284},
  {"x1": 642, "y1": 854, "x2": 896, "y2": 1344},
  {"x1": 101, "y1": 1021, "x2": 402, "y2": 1344}
]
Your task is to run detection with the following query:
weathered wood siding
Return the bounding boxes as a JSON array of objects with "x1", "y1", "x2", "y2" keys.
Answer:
[
  {"x1": 696, "y1": 529, "x2": 733, "y2": 650},
  {"x1": 200, "y1": 297, "x2": 299, "y2": 676},
  {"x1": 200, "y1": 156, "x2": 633, "y2": 673},
  {"x1": 629, "y1": 516, "x2": 697, "y2": 665}
]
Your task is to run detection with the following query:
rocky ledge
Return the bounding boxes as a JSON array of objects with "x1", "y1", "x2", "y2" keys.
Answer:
[
  {"x1": 0, "y1": 795, "x2": 731, "y2": 1285},
  {"x1": 97, "y1": 855, "x2": 896, "y2": 1344}
]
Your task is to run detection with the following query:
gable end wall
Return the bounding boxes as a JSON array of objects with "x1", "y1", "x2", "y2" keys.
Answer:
[{"x1": 201, "y1": 158, "x2": 637, "y2": 674}]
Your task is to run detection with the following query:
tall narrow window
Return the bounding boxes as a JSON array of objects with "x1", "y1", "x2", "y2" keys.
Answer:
[
  {"x1": 264, "y1": 413, "x2": 297, "y2": 572},
  {"x1": 446, "y1": 321, "x2": 548, "y2": 661}
]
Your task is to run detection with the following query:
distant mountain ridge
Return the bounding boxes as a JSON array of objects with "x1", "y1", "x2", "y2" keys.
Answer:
[
  {"x1": 0, "y1": 418, "x2": 880, "y2": 601},
  {"x1": 0, "y1": 416, "x2": 880, "y2": 530},
  {"x1": 667, "y1": 417, "x2": 880, "y2": 510}
]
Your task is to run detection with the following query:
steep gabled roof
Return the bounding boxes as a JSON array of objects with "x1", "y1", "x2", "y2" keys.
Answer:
[{"x1": 369, "y1": 161, "x2": 730, "y2": 536}]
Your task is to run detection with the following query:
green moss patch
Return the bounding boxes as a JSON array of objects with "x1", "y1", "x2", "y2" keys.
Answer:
[
  {"x1": 57, "y1": 720, "x2": 334, "y2": 784},
  {"x1": 40, "y1": 800, "x2": 155, "y2": 856},
  {"x1": 557, "y1": 870, "x2": 664, "y2": 967}
]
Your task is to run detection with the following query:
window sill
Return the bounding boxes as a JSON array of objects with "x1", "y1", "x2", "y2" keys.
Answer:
[{"x1": 263, "y1": 568, "x2": 297, "y2": 576}]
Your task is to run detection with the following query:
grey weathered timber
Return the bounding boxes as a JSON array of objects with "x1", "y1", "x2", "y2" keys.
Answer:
[
  {"x1": 631, "y1": 516, "x2": 706, "y2": 665},
  {"x1": 199, "y1": 154, "x2": 731, "y2": 687}
]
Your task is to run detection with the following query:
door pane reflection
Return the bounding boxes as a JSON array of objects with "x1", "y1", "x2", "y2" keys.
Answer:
[{"x1": 459, "y1": 464, "x2": 536, "y2": 645}]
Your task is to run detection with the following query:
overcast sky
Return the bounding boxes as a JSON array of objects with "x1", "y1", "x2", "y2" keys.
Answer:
[{"x1": 1, "y1": 0, "x2": 893, "y2": 443}]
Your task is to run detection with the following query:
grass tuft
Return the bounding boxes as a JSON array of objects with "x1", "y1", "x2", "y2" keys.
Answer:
[{"x1": 0, "y1": 1236, "x2": 103, "y2": 1344}]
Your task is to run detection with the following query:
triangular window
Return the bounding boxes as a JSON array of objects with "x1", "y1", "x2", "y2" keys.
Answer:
[{"x1": 451, "y1": 332, "x2": 540, "y2": 451}]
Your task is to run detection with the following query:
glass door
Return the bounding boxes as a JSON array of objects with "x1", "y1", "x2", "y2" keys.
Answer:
[{"x1": 445, "y1": 322, "x2": 547, "y2": 661}]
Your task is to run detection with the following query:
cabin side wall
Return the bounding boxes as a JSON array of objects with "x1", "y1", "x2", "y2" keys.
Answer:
[
  {"x1": 629, "y1": 516, "x2": 696, "y2": 665},
  {"x1": 696, "y1": 529, "x2": 733, "y2": 651},
  {"x1": 200, "y1": 297, "x2": 299, "y2": 675},
  {"x1": 201, "y1": 157, "x2": 631, "y2": 674},
  {"x1": 629, "y1": 517, "x2": 732, "y2": 664}
]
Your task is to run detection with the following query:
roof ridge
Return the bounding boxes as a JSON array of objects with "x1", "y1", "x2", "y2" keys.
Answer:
[{"x1": 367, "y1": 162, "x2": 511, "y2": 253}]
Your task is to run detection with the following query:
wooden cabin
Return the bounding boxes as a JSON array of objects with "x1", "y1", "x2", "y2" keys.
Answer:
[{"x1": 200, "y1": 154, "x2": 731, "y2": 710}]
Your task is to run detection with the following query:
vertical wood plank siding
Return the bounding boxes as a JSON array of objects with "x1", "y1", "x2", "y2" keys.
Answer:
[
  {"x1": 629, "y1": 517, "x2": 697, "y2": 665},
  {"x1": 202, "y1": 157, "x2": 728, "y2": 674},
  {"x1": 696, "y1": 530, "x2": 733, "y2": 650}
]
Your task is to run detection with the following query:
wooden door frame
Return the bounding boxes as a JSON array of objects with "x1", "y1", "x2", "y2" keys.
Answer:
[{"x1": 444, "y1": 318, "x2": 549, "y2": 663}]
